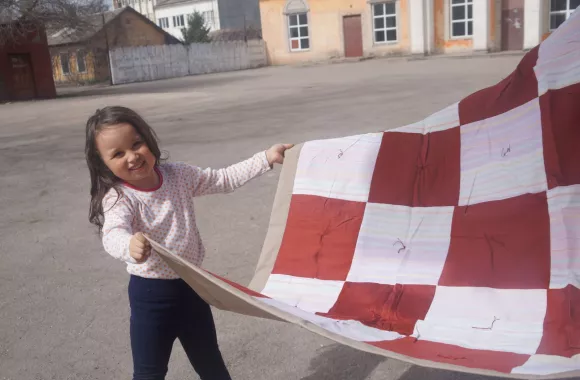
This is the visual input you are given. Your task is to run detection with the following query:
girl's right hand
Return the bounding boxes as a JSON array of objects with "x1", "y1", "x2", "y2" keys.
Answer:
[{"x1": 130, "y1": 232, "x2": 151, "y2": 263}]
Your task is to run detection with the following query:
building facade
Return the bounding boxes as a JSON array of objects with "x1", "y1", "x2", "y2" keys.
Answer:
[
  {"x1": 0, "y1": 24, "x2": 56, "y2": 101},
  {"x1": 155, "y1": 0, "x2": 220, "y2": 40},
  {"x1": 260, "y1": 0, "x2": 578, "y2": 65},
  {"x1": 49, "y1": 7, "x2": 179, "y2": 85},
  {"x1": 154, "y1": 0, "x2": 263, "y2": 40},
  {"x1": 217, "y1": 0, "x2": 262, "y2": 30}
]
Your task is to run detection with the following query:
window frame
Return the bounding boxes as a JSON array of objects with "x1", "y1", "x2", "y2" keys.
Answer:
[
  {"x1": 203, "y1": 10, "x2": 215, "y2": 27},
  {"x1": 288, "y1": 12, "x2": 310, "y2": 52},
  {"x1": 158, "y1": 17, "x2": 169, "y2": 28},
  {"x1": 549, "y1": 0, "x2": 578, "y2": 31},
  {"x1": 372, "y1": 2, "x2": 398, "y2": 45},
  {"x1": 60, "y1": 53, "x2": 70, "y2": 75},
  {"x1": 76, "y1": 50, "x2": 87, "y2": 73},
  {"x1": 173, "y1": 14, "x2": 185, "y2": 28},
  {"x1": 450, "y1": 0, "x2": 473, "y2": 39}
]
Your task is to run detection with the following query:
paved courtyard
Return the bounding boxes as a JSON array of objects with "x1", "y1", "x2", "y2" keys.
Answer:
[{"x1": 1, "y1": 55, "x2": 534, "y2": 380}]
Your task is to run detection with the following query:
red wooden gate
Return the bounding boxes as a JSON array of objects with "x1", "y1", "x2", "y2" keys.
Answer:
[
  {"x1": 9, "y1": 54, "x2": 36, "y2": 100},
  {"x1": 343, "y1": 15, "x2": 363, "y2": 58}
]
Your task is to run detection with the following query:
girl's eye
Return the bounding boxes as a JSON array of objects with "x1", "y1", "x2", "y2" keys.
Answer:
[
  {"x1": 113, "y1": 151, "x2": 124, "y2": 158},
  {"x1": 133, "y1": 141, "x2": 143, "y2": 149}
]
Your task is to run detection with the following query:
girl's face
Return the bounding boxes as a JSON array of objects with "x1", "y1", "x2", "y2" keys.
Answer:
[{"x1": 95, "y1": 123, "x2": 158, "y2": 189}]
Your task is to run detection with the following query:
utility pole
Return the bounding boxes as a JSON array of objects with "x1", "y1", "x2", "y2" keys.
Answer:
[
  {"x1": 243, "y1": 15, "x2": 247, "y2": 42},
  {"x1": 102, "y1": 12, "x2": 113, "y2": 85}
]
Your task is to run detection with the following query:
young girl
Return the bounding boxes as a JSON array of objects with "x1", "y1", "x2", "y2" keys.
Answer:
[{"x1": 85, "y1": 106, "x2": 292, "y2": 380}]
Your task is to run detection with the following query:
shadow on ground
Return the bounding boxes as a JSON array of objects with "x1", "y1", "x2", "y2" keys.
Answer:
[
  {"x1": 398, "y1": 366, "x2": 506, "y2": 380},
  {"x1": 301, "y1": 344, "x2": 385, "y2": 380},
  {"x1": 302, "y1": 345, "x2": 572, "y2": 380},
  {"x1": 56, "y1": 72, "x2": 255, "y2": 99},
  {"x1": 400, "y1": 366, "x2": 572, "y2": 380}
]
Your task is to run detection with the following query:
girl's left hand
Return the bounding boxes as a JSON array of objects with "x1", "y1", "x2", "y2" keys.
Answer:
[{"x1": 266, "y1": 144, "x2": 294, "y2": 166}]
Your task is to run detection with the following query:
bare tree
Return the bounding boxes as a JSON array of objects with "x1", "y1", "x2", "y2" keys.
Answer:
[{"x1": 0, "y1": 0, "x2": 108, "y2": 44}]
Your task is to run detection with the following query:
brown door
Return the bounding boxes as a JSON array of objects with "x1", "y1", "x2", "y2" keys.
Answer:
[
  {"x1": 501, "y1": 0, "x2": 524, "y2": 51},
  {"x1": 9, "y1": 54, "x2": 36, "y2": 100},
  {"x1": 343, "y1": 15, "x2": 363, "y2": 58}
]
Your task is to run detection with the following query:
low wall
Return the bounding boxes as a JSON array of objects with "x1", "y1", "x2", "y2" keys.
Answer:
[{"x1": 109, "y1": 40, "x2": 267, "y2": 85}]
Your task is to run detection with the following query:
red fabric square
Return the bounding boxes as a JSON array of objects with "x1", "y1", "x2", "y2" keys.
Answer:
[
  {"x1": 368, "y1": 128, "x2": 460, "y2": 207},
  {"x1": 439, "y1": 193, "x2": 551, "y2": 289},
  {"x1": 536, "y1": 285, "x2": 580, "y2": 358},
  {"x1": 318, "y1": 283, "x2": 435, "y2": 336},
  {"x1": 541, "y1": 83, "x2": 580, "y2": 189},
  {"x1": 370, "y1": 338, "x2": 530, "y2": 374},
  {"x1": 458, "y1": 46, "x2": 539, "y2": 125},
  {"x1": 272, "y1": 195, "x2": 365, "y2": 280}
]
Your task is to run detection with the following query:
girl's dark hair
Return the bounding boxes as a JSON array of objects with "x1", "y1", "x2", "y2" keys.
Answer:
[{"x1": 85, "y1": 106, "x2": 164, "y2": 233}]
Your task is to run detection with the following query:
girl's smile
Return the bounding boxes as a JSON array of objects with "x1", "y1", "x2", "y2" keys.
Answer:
[{"x1": 129, "y1": 161, "x2": 145, "y2": 171}]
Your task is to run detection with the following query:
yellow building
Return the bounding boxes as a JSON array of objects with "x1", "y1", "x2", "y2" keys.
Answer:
[
  {"x1": 260, "y1": 0, "x2": 571, "y2": 65},
  {"x1": 48, "y1": 7, "x2": 180, "y2": 85}
]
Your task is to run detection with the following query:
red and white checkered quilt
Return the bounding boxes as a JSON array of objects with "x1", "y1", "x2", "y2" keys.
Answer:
[{"x1": 151, "y1": 9, "x2": 580, "y2": 379}]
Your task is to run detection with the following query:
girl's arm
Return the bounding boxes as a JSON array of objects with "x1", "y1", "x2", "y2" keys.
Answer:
[
  {"x1": 191, "y1": 151, "x2": 271, "y2": 197},
  {"x1": 102, "y1": 192, "x2": 138, "y2": 264}
]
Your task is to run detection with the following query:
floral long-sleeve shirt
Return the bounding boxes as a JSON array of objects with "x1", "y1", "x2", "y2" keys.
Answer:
[{"x1": 101, "y1": 152, "x2": 271, "y2": 279}]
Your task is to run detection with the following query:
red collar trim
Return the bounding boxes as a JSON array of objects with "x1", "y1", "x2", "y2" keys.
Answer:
[{"x1": 122, "y1": 166, "x2": 163, "y2": 192}]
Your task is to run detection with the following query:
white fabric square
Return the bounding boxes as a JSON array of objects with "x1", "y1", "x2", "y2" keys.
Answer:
[
  {"x1": 536, "y1": 8, "x2": 580, "y2": 95},
  {"x1": 256, "y1": 297, "x2": 404, "y2": 342},
  {"x1": 293, "y1": 133, "x2": 383, "y2": 202},
  {"x1": 415, "y1": 287, "x2": 547, "y2": 355},
  {"x1": 535, "y1": 48, "x2": 580, "y2": 96},
  {"x1": 459, "y1": 98, "x2": 547, "y2": 206},
  {"x1": 390, "y1": 102, "x2": 459, "y2": 134},
  {"x1": 261, "y1": 274, "x2": 344, "y2": 313},
  {"x1": 547, "y1": 185, "x2": 580, "y2": 289},
  {"x1": 346, "y1": 203, "x2": 454, "y2": 285},
  {"x1": 511, "y1": 354, "x2": 580, "y2": 376}
]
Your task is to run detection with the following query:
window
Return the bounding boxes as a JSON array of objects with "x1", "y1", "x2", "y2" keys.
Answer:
[
  {"x1": 158, "y1": 17, "x2": 169, "y2": 28},
  {"x1": 60, "y1": 53, "x2": 70, "y2": 75},
  {"x1": 76, "y1": 50, "x2": 87, "y2": 73},
  {"x1": 173, "y1": 14, "x2": 185, "y2": 27},
  {"x1": 373, "y1": 3, "x2": 397, "y2": 43},
  {"x1": 202, "y1": 10, "x2": 215, "y2": 26},
  {"x1": 288, "y1": 13, "x2": 309, "y2": 51},
  {"x1": 550, "y1": 0, "x2": 580, "y2": 30},
  {"x1": 451, "y1": 0, "x2": 473, "y2": 38}
]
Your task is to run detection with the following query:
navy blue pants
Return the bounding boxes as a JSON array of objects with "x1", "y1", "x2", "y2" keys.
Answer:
[{"x1": 128, "y1": 275, "x2": 232, "y2": 380}]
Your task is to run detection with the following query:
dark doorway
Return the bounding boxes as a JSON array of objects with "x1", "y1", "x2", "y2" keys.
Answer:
[
  {"x1": 343, "y1": 15, "x2": 364, "y2": 58},
  {"x1": 9, "y1": 54, "x2": 36, "y2": 100},
  {"x1": 501, "y1": 0, "x2": 525, "y2": 51}
]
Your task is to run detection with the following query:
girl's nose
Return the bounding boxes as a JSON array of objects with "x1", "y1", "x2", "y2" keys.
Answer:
[{"x1": 128, "y1": 152, "x2": 140, "y2": 163}]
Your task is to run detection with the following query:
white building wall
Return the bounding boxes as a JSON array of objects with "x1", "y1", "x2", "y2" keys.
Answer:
[
  {"x1": 156, "y1": 0, "x2": 220, "y2": 41},
  {"x1": 409, "y1": 0, "x2": 426, "y2": 54},
  {"x1": 424, "y1": 0, "x2": 435, "y2": 54},
  {"x1": 524, "y1": 0, "x2": 543, "y2": 49},
  {"x1": 472, "y1": 0, "x2": 489, "y2": 52}
]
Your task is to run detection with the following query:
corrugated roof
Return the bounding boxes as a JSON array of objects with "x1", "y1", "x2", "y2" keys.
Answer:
[
  {"x1": 47, "y1": 6, "x2": 181, "y2": 46},
  {"x1": 209, "y1": 28, "x2": 262, "y2": 41},
  {"x1": 47, "y1": 7, "x2": 124, "y2": 46}
]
